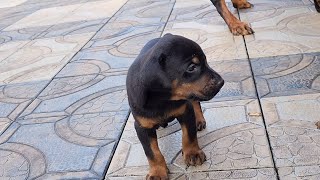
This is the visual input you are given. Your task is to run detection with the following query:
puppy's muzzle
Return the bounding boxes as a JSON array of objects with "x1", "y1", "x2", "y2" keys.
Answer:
[{"x1": 202, "y1": 78, "x2": 224, "y2": 100}]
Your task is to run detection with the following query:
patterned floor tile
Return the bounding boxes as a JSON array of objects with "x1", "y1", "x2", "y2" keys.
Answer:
[
  {"x1": 107, "y1": 168, "x2": 277, "y2": 179},
  {"x1": 19, "y1": 74, "x2": 128, "y2": 119},
  {"x1": 240, "y1": 6, "x2": 320, "y2": 58},
  {"x1": 86, "y1": 22, "x2": 164, "y2": 58},
  {"x1": 107, "y1": 99, "x2": 273, "y2": 178},
  {"x1": 112, "y1": 0, "x2": 175, "y2": 25},
  {"x1": 238, "y1": 0, "x2": 312, "y2": 13},
  {"x1": 251, "y1": 52, "x2": 320, "y2": 98},
  {"x1": 4, "y1": 0, "x2": 127, "y2": 31},
  {"x1": 0, "y1": 40, "x2": 29, "y2": 61},
  {"x1": 0, "y1": 115, "x2": 120, "y2": 179},
  {"x1": 0, "y1": 33, "x2": 93, "y2": 84},
  {"x1": 0, "y1": 0, "x2": 27, "y2": 8},
  {"x1": 261, "y1": 93, "x2": 320, "y2": 168},
  {"x1": 208, "y1": 59, "x2": 257, "y2": 102},
  {"x1": 279, "y1": 165, "x2": 320, "y2": 180},
  {"x1": 163, "y1": 17, "x2": 248, "y2": 62},
  {"x1": 0, "y1": 81, "x2": 48, "y2": 134},
  {"x1": 169, "y1": 0, "x2": 237, "y2": 22}
]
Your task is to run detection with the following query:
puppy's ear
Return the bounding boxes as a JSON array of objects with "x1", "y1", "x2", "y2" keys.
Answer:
[
  {"x1": 158, "y1": 53, "x2": 166, "y2": 68},
  {"x1": 163, "y1": 33, "x2": 173, "y2": 37}
]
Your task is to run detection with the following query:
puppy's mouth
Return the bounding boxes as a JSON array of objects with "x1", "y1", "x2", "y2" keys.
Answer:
[{"x1": 190, "y1": 79, "x2": 224, "y2": 101}]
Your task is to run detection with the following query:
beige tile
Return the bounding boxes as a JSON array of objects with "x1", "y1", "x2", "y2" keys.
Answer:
[
  {"x1": 0, "y1": 118, "x2": 12, "y2": 134},
  {"x1": 4, "y1": 0, "x2": 127, "y2": 31},
  {"x1": 0, "y1": 33, "x2": 93, "y2": 84},
  {"x1": 107, "y1": 99, "x2": 273, "y2": 178},
  {"x1": 261, "y1": 93, "x2": 320, "y2": 167},
  {"x1": 4, "y1": 4, "x2": 82, "y2": 31},
  {"x1": 163, "y1": 18, "x2": 248, "y2": 62},
  {"x1": 0, "y1": 0, "x2": 27, "y2": 8},
  {"x1": 61, "y1": 0, "x2": 127, "y2": 23},
  {"x1": 0, "y1": 40, "x2": 29, "y2": 61},
  {"x1": 240, "y1": 7, "x2": 320, "y2": 58},
  {"x1": 279, "y1": 166, "x2": 320, "y2": 180}
]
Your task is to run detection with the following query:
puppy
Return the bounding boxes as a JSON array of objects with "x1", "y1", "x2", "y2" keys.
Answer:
[
  {"x1": 126, "y1": 33, "x2": 224, "y2": 180},
  {"x1": 315, "y1": 0, "x2": 320, "y2": 12},
  {"x1": 210, "y1": 0, "x2": 254, "y2": 35}
]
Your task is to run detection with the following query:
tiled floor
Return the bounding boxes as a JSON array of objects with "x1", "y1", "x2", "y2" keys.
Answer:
[{"x1": 0, "y1": 0, "x2": 319, "y2": 179}]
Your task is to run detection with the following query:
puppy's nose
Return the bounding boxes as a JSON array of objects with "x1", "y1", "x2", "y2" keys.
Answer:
[{"x1": 217, "y1": 79, "x2": 224, "y2": 88}]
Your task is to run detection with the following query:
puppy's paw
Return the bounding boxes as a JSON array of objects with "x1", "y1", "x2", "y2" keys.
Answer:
[
  {"x1": 233, "y1": 1, "x2": 253, "y2": 9},
  {"x1": 230, "y1": 22, "x2": 254, "y2": 36},
  {"x1": 183, "y1": 149, "x2": 206, "y2": 166},
  {"x1": 146, "y1": 175, "x2": 169, "y2": 180},
  {"x1": 146, "y1": 166, "x2": 169, "y2": 180},
  {"x1": 196, "y1": 119, "x2": 206, "y2": 131}
]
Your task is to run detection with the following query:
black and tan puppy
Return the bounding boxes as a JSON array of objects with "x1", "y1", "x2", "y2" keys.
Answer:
[{"x1": 126, "y1": 33, "x2": 224, "y2": 180}]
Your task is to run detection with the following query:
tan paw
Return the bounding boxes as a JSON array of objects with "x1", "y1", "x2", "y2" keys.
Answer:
[
  {"x1": 196, "y1": 119, "x2": 206, "y2": 131},
  {"x1": 233, "y1": 1, "x2": 253, "y2": 9},
  {"x1": 183, "y1": 149, "x2": 206, "y2": 166},
  {"x1": 146, "y1": 166, "x2": 168, "y2": 180},
  {"x1": 230, "y1": 22, "x2": 254, "y2": 36}
]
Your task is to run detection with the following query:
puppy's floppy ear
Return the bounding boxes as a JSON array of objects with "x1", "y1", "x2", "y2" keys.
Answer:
[{"x1": 158, "y1": 53, "x2": 166, "y2": 68}]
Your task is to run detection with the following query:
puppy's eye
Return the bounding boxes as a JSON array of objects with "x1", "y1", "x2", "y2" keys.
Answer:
[{"x1": 187, "y1": 64, "x2": 197, "y2": 73}]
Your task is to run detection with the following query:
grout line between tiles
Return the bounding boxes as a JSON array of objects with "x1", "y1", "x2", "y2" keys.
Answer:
[
  {"x1": 102, "y1": 0, "x2": 177, "y2": 179},
  {"x1": 237, "y1": 8, "x2": 280, "y2": 180}
]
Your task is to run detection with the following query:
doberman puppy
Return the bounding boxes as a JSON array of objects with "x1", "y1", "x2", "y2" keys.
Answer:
[
  {"x1": 210, "y1": 0, "x2": 254, "y2": 35},
  {"x1": 315, "y1": 0, "x2": 320, "y2": 12},
  {"x1": 126, "y1": 33, "x2": 224, "y2": 180}
]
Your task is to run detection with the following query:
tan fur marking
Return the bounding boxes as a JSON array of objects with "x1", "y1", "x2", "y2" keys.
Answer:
[
  {"x1": 171, "y1": 75, "x2": 209, "y2": 100},
  {"x1": 147, "y1": 137, "x2": 168, "y2": 178},
  {"x1": 231, "y1": 0, "x2": 252, "y2": 9},
  {"x1": 168, "y1": 104, "x2": 187, "y2": 117},
  {"x1": 192, "y1": 101, "x2": 205, "y2": 123},
  {"x1": 181, "y1": 124, "x2": 199, "y2": 151},
  {"x1": 135, "y1": 116, "x2": 159, "y2": 129}
]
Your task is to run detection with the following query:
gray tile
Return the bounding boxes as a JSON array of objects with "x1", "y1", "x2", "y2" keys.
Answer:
[
  {"x1": 240, "y1": 6, "x2": 320, "y2": 58},
  {"x1": 261, "y1": 93, "x2": 320, "y2": 168},
  {"x1": 107, "y1": 99, "x2": 273, "y2": 177},
  {"x1": 239, "y1": 0, "x2": 312, "y2": 13},
  {"x1": 19, "y1": 74, "x2": 128, "y2": 119},
  {"x1": 279, "y1": 165, "x2": 320, "y2": 180},
  {"x1": 9, "y1": 123, "x2": 98, "y2": 172},
  {"x1": 208, "y1": 59, "x2": 257, "y2": 102},
  {"x1": 251, "y1": 52, "x2": 320, "y2": 97},
  {"x1": 0, "y1": 81, "x2": 48, "y2": 133}
]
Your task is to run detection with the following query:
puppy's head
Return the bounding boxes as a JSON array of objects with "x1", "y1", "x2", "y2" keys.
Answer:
[{"x1": 154, "y1": 33, "x2": 224, "y2": 101}]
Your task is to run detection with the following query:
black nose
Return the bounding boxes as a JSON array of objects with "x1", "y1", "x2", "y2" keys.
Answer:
[{"x1": 217, "y1": 79, "x2": 224, "y2": 88}]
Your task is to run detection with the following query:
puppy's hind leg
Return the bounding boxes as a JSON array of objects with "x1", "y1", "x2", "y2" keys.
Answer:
[{"x1": 134, "y1": 121, "x2": 168, "y2": 180}]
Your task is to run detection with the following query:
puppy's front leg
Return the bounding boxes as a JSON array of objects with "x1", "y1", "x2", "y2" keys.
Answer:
[
  {"x1": 192, "y1": 101, "x2": 206, "y2": 131},
  {"x1": 177, "y1": 103, "x2": 206, "y2": 166},
  {"x1": 134, "y1": 121, "x2": 168, "y2": 180}
]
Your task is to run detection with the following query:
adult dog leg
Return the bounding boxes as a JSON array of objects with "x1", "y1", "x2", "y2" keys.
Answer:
[{"x1": 210, "y1": 0, "x2": 254, "y2": 35}]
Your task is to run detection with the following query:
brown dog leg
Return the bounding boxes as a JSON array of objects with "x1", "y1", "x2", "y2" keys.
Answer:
[
  {"x1": 134, "y1": 121, "x2": 168, "y2": 180},
  {"x1": 192, "y1": 101, "x2": 206, "y2": 131},
  {"x1": 231, "y1": 0, "x2": 253, "y2": 9},
  {"x1": 178, "y1": 103, "x2": 206, "y2": 166},
  {"x1": 210, "y1": 0, "x2": 254, "y2": 35}
]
